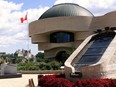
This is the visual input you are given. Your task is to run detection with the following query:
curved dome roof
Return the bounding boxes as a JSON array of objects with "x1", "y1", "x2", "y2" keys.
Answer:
[{"x1": 39, "y1": 3, "x2": 94, "y2": 19}]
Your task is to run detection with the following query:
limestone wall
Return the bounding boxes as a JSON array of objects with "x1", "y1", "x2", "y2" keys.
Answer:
[{"x1": 29, "y1": 16, "x2": 92, "y2": 36}]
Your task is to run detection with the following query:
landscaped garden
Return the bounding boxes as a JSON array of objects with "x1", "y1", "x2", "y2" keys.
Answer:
[
  {"x1": 17, "y1": 60, "x2": 62, "y2": 71},
  {"x1": 38, "y1": 74, "x2": 116, "y2": 87},
  {"x1": 17, "y1": 52, "x2": 65, "y2": 71}
]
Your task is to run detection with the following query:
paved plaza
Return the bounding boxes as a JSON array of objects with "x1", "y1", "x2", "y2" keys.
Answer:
[{"x1": 0, "y1": 74, "x2": 38, "y2": 87}]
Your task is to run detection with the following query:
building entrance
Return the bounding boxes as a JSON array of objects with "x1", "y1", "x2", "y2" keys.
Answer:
[{"x1": 55, "y1": 51, "x2": 69, "y2": 65}]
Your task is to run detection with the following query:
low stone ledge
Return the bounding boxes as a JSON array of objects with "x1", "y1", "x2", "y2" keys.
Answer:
[
  {"x1": 18, "y1": 70, "x2": 64, "y2": 74},
  {"x1": 0, "y1": 73, "x2": 22, "y2": 79}
]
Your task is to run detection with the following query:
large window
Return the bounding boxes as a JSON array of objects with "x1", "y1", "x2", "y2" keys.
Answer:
[
  {"x1": 77, "y1": 32, "x2": 115, "y2": 64},
  {"x1": 50, "y1": 32, "x2": 74, "y2": 43}
]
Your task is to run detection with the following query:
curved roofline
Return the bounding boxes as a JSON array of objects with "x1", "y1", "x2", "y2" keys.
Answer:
[
  {"x1": 62, "y1": 3, "x2": 94, "y2": 16},
  {"x1": 39, "y1": 3, "x2": 94, "y2": 19},
  {"x1": 53, "y1": 3, "x2": 80, "y2": 7},
  {"x1": 104, "y1": 11, "x2": 116, "y2": 16},
  {"x1": 53, "y1": 3, "x2": 93, "y2": 16}
]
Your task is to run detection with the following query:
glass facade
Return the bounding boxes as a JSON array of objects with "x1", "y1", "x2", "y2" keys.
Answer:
[
  {"x1": 50, "y1": 32, "x2": 74, "y2": 43},
  {"x1": 77, "y1": 32, "x2": 115, "y2": 64}
]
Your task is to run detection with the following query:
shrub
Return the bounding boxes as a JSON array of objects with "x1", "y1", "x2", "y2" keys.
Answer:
[
  {"x1": 73, "y1": 79, "x2": 110, "y2": 87},
  {"x1": 50, "y1": 78, "x2": 72, "y2": 87},
  {"x1": 109, "y1": 79, "x2": 116, "y2": 87},
  {"x1": 39, "y1": 74, "x2": 72, "y2": 87},
  {"x1": 17, "y1": 62, "x2": 40, "y2": 70},
  {"x1": 38, "y1": 62, "x2": 46, "y2": 70},
  {"x1": 17, "y1": 60, "x2": 62, "y2": 70},
  {"x1": 48, "y1": 60, "x2": 62, "y2": 70},
  {"x1": 39, "y1": 75, "x2": 116, "y2": 87},
  {"x1": 39, "y1": 75, "x2": 56, "y2": 87}
]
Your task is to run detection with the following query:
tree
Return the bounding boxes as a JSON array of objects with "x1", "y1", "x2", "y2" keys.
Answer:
[{"x1": 36, "y1": 52, "x2": 44, "y2": 58}]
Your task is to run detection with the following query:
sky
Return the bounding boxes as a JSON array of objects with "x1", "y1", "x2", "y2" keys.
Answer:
[{"x1": 0, "y1": 0, "x2": 116, "y2": 55}]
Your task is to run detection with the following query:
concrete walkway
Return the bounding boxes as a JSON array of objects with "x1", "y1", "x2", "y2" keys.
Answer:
[{"x1": 0, "y1": 74, "x2": 38, "y2": 87}]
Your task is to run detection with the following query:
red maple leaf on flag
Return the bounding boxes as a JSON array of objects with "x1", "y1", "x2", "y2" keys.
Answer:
[{"x1": 20, "y1": 13, "x2": 28, "y2": 23}]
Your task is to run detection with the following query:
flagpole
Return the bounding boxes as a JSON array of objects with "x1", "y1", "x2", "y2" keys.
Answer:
[
  {"x1": 26, "y1": 12, "x2": 30, "y2": 51},
  {"x1": 20, "y1": 12, "x2": 30, "y2": 59},
  {"x1": 25, "y1": 12, "x2": 30, "y2": 60}
]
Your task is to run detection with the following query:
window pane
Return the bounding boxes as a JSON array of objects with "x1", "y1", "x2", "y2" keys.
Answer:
[
  {"x1": 76, "y1": 35, "x2": 114, "y2": 64},
  {"x1": 77, "y1": 55, "x2": 101, "y2": 64},
  {"x1": 50, "y1": 32, "x2": 74, "y2": 43}
]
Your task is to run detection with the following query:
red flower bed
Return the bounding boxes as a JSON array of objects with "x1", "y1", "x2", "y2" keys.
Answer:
[
  {"x1": 39, "y1": 75, "x2": 56, "y2": 87},
  {"x1": 39, "y1": 74, "x2": 116, "y2": 87},
  {"x1": 109, "y1": 79, "x2": 116, "y2": 87},
  {"x1": 39, "y1": 74, "x2": 72, "y2": 87},
  {"x1": 73, "y1": 79, "x2": 109, "y2": 87}
]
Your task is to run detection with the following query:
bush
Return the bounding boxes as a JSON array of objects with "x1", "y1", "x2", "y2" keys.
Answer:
[
  {"x1": 73, "y1": 79, "x2": 109, "y2": 87},
  {"x1": 39, "y1": 75, "x2": 56, "y2": 87},
  {"x1": 47, "y1": 60, "x2": 62, "y2": 70},
  {"x1": 18, "y1": 60, "x2": 62, "y2": 70},
  {"x1": 50, "y1": 78, "x2": 72, "y2": 87},
  {"x1": 109, "y1": 79, "x2": 116, "y2": 87},
  {"x1": 39, "y1": 75, "x2": 116, "y2": 87},
  {"x1": 17, "y1": 62, "x2": 40, "y2": 70},
  {"x1": 39, "y1": 74, "x2": 72, "y2": 87}
]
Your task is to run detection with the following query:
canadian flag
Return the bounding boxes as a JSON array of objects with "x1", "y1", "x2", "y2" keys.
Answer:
[{"x1": 20, "y1": 13, "x2": 27, "y2": 23}]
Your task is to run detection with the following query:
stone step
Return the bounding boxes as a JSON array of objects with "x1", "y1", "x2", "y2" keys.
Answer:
[{"x1": 70, "y1": 72, "x2": 82, "y2": 78}]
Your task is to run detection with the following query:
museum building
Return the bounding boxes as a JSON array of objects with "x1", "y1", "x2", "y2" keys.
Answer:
[
  {"x1": 29, "y1": 3, "x2": 94, "y2": 59},
  {"x1": 29, "y1": 3, "x2": 116, "y2": 80},
  {"x1": 29, "y1": 3, "x2": 116, "y2": 61}
]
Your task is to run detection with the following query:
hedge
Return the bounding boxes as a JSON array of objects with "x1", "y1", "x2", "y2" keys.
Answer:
[
  {"x1": 39, "y1": 74, "x2": 116, "y2": 87},
  {"x1": 17, "y1": 60, "x2": 62, "y2": 70},
  {"x1": 39, "y1": 74, "x2": 72, "y2": 87}
]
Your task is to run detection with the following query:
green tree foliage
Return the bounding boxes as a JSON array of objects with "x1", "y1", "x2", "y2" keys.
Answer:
[
  {"x1": 36, "y1": 52, "x2": 44, "y2": 58},
  {"x1": 17, "y1": 60, "x2": 62, "y2": 70}
]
